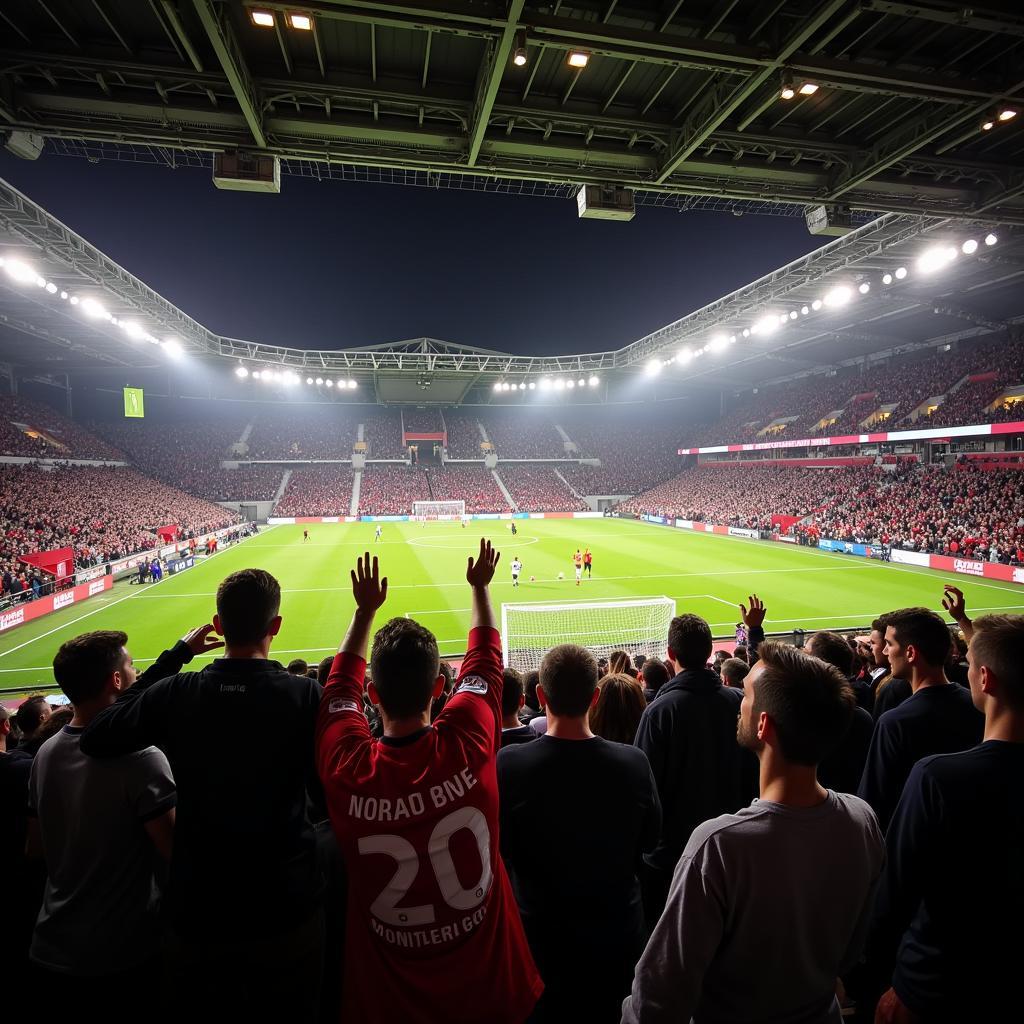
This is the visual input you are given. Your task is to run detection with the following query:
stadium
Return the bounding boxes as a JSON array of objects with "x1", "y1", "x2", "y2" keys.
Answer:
[{"x1": 1, "y1": 2, "x2": 1023, "y2": 1022}]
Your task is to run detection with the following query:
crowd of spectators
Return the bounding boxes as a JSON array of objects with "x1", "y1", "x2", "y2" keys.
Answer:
[
  {"x1": 425, "y1": 465, "x2": 510, "y2": 513},
  {"x1": 245, "y1": 405, "x2": 360, "y2": 460},
  {"x1": 0, "y1": 464, "x2": 239, "y2": 586},
  {"x1": 497, "y1": 464, "x2": 589, "y2": 512},
  {"x1": 401, "y1": 409, "x2": 443, "y2": 433},
  {"x1": 361, "y1": 409, "x2": 407, "y2": 460},
  {"x1": 1, "y1": 396, "x2": 124, "y2": 461},
  {"x1": 273, "y1": 466, "x2": 354, "y2": 517},
  {"x1": 356, "y1": 464, "x2": 431, "y2": 515},
  {"x1": 443, "y1": 412, "x2": 488, "y2": 459},
  {"x1": 482, "y1": 411, "x2": 567, "y2": 459}
]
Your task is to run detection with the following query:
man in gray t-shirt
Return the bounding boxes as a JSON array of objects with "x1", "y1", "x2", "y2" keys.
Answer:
[{"x1": 623, "y1": 641, "x2": 885, "y2": 1024}]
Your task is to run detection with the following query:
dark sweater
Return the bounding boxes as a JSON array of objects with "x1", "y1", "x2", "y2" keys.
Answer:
[{"x1": 82, "y1": 646, "x2": 323, "y2": 937}]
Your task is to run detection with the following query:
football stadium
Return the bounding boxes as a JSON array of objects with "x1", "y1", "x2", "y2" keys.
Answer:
[{"x1": 1, "y1": 2, "x2": 1023, "y2": 1022}]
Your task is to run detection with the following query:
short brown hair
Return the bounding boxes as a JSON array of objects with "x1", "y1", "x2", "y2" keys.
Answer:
[
  {"x1": 589, "y1": 674, "x2": 646, "y2": 744},
  {"x1": 370, "y1": 617, "x2": 440, "y2": 718},
  {"x1": 668, "y1": 614, "x2": 713, "y2": 669},
  {"x1": 539, "y1": 644, "x2": 598, "y2": 717},
  {"x1": 216, "y1": 569, "x2": 281, "y2": 645},
  {"x1": 887, "y1": 607, "x2": 951, "y2": 667},
  {"x1": 53, "y1": 631, "x2": 130, "y2": 704},
  {"x1": 287, "y1": 658, "x2": 308, "y2": 675},
  {"x1": 501, "y1": 667, "x2": 524, "y2": 718},
  {"x1": 807, "y1": 631, "x2": 853, "y2": 676},
  {"x1": 720, "y1": 657, "x2": 750, "y2": 688},
  {"x1": 970, "y1": 615, "x2": 1024, "y2": 710},
  {"x1": 752, "y1": 641, "x2": 854, "y2": 765}
]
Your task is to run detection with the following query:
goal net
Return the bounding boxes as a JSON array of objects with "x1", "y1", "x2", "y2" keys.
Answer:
[
  {"x1": 501, "y1": 596, "x2": 676, "y2": 673},
  {"x1": 412, "y1": 500, "x2": 466, "y2": 521}
]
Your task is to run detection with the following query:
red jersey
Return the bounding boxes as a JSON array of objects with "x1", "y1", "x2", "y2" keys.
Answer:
[
  {"x1": 583, "y1": 550, "x2": 592, "y2": 565},
  {"x1": 316, "y1": 626, "x2": 543, "y2": 1024}
]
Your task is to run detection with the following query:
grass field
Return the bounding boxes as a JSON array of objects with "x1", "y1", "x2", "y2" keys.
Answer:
[{"x1": 2, "y1": 518, "x2": 1023, "y2": 695}]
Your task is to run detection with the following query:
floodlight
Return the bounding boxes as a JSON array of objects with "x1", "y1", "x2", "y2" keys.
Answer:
[
  {"x1": 251, "y1": 370, "x2": 261, "y2": 380},
  {"x1": 4, "y1": 259, "x2": 35, "y2": 284},
  {"x1": 520, "y1": 382, "x2": 527, "y2": 390},
  {"x1": 811, "y1": 299, "x2": 823, "y2": 310},
  {"x1": 528, "y1": 382, "x2": 536, "y2": 390},
  {"x1": 882, "y1": 273, "x2": 893, "y2": 285},
  {"x1": 729, "y1": 335, "x2": 736, "y2": 344},
  {"x1": 348, "y1": 380, "x2": 357, "y2": 389},
  {"x1": 162, "y1": 338, "x2": 182, "y2": 358},
  {"x1": 59, "y1": 291, "x2": 68, "y2": 300},
  {"x1": 858, "y1": 282, "x2": 870, "y2": 294},
  {"x1": 81, "y1": 298, "x2": 107, "y2": 319},
  {"x1": 567, "y1": 50, "x2": 589, "y2": 68},
  {"x1": 121, "y1": 321, "x2": 145, "y2": 339},
  {"x1": 917, "y1": 246, "x2": 955, "y2": 274},
  {"x1": 566, "y1": 380, "x2": 575, "y2": 389},
  {"x1": 780, "y1": 70, "x2": 795, "y2": 100},
  {"x1": 708, "y1": 334, "x2": 728, "y2": 353},
  {"x1": 576, "y1": 378, "x2": 585, "y2": 386},
  {"x1": 961, "y1": 239, "x2": 978, "y2": 255},
  {"x1": 981, "y1": 119, "x2": 995, "y2": 131},
  {"x1": 315, "y1": 377, "x2": 324, "y2": 385},
  {"x1": 678, "y1": 347, "x2": 693, "y2": 363},
  {"x1": 306, "y1": 377, "x2": 313, "y2": 384},
  {"x1": 512, "y1": 31, "x2": 528, "y2": 67},
  {"x1": 798, "y1": 81, "x2": 819, "y2": 96},
  {"x1": 288, "y1": 13, "x2": 312, "y2": 31},
  {"x1": 588, "y1": 375, "x2": 599, "y2": 386},
  {"x1": 998, "y1": 107, "x2": 1018, "y2": 122},
  {"x1": 779, "y1": 313, "x2": 789, "y2": 325},
  {"x1": 645, "y1": 359, "x2": 662, "y2": 377},
  {"x1": 823, "y1": 285, "x2": 852, "y2": 308},
  {"x1": 250, "y1": 9, "x2": 275, "y2": 28},
  {"x1": 555, "y1": 379, "x2": 566, "y2": 390},
  {"x1": 801, "y1": 305, "x2": 809, "y2": 315},
  {"x1": 895, "y1": 266, "x2": 907, "y2": 279},
  {"x1": 45, "y1": 282, "x2": 57, "y2": 294},
  {"x1": 742, "y1": 328, "x2": 750, "y2": 338},
  {"x1": 35, "y1": 275, "x2": 45, "y2": 287},
  {"x1": 325, "y1": 379, "x2": 334, "y2": 387},
  {"x1": 69, "y1": 295, "x2": 79, "y2": 305},
  {"x1": 789, "y1": 310, "x2": 798, "y2": 320},
  {"x1": 985, "y1": 232, "x2": 997, "y2": 246},
  {"x1": 539, "y1": 378, "x2": 551, "y2": 390}
]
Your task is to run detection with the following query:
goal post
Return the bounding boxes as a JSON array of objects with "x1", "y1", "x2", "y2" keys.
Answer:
[
  {"x1": 412, "y1": 500, "x2": 466, "y2": 521},
  {"x1": 500, "y1": 596, "x2": 676, "y2": 673}
]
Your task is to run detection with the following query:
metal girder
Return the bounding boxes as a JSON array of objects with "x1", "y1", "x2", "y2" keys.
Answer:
[
  {"x1": 467, "y1": 0, "x2": 525, "y2": 167},
  {"x1": 929, "y1": 304, "x2": 1009, "y2": 331},
  {"x1": 655, "y1": 0, "x2": 850, "y2": 185},
  {"x1": 860, "y1": 1, "x2": 1024, "y2": 38},
  {"x1": 159, "y1": 1, "x2": 205, "y2": 72},
  {"x1": 190, "y1": 0, "x2": 267, "y2": 147}
]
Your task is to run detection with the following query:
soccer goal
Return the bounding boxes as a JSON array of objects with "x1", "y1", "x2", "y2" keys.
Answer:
[
  {"x1": 412, "y1": 500, "x2": 466, "y2": 521},
  {"x1": 500, "y1": 596, "x2": 676, "y2": 673}
]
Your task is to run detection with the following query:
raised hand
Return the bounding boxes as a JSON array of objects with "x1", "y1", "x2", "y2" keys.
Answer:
[
  {"x1": 182, "y1": 624, "x2": 225, "y2": 657},
  {"x1": 466, "y1": 537, "x2": 500, "y2": 589},
  {"x1": 739, "y1": 594, "x2": 766, "y2": 629},
  {"x1": 351, "y1": 551, "x2": 388, "y2": 613},
  {"x1": 941, "y1": 584, "x2": 968, "y2": 623}
]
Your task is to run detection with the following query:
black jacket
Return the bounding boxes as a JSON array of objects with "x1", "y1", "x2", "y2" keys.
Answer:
[
  {"x1": 634, "y1": 666, "x2": 757, "y2": 874},
  {"x1": 82, "y1": 644, "x2": 323, "y2": 938}
]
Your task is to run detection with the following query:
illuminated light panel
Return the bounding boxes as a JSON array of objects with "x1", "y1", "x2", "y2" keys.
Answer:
[
  {"x1": 567, "y1": 51, "x2": 590, "y2": 68},
  {"x1": 250, "y1": 9, "x2": 275, "y2": 28},
  {"x1": 288, "y1": 13, "x2": 312, "y2": 31}
]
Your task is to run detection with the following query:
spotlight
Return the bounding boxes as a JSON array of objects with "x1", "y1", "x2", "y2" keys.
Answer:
[
  {"x1": 3, "y1": 259, "x2": 35, "y2": 284},
  {"x1": 566, "y1": 380, "x2": 575, "y2": 389},
  {"x1": 251, "y1": 370, "x2": 261, "y2": 380},
  {"x1": 494, "y1": 382, "x2": 503, "y2": 392},
  {"x1": 895, "y1": 266, "x2": 907, "y2": 279},
  {"x1": 962, "y1": 239, "x2": 978, "y2": 255},
  {"x1": 985, "y1": 232, "x2": 998, "y2": 246},
  {"x1": 325, "y1": 379, "x2": 334, "y2": 387},
  {"x1": 823, "y1": 285, "x2": 852, "y2": 309},
  {"x1": 35, "y1": 276, "x2": 45, "y2": 287},
  {"x1": 70, "y1": 295, "x2": 79, "y2": 305},
  {"x1": 801, "y1": 305, "x2": 809, "y2": 315},
  {"x1": 779, "y1": 314, "x2": 789, "y2": 325},
  {"x1": 236, "y1": 366, "x2": 249, "y2": 378},
  {"x1": 315, "y1": 377, "x2": 324, "y2": 385},
  {"x1": 645, "y1": 359, "x2": 662, "y2": 377},
  {"x1": 780, "y1": 79, "x2": 796, "y2": 101},
  {"x1": 729, "y1": 335, "x2": 736, "y2": 344},
  {"x1": 858, "y1": 282, "x2": 870, "y2": 294},
  {"x1": 519, "y1": 382, "x2": 527, "y2": 390},
  {"x1": 678, "y1": 347, "x2": 693, "y2": 363},
  {"x1": 80, "y1": 298, "x2": 107, "y2": 319},
  {"x1": 249, "y1": 9, "x2": 275, "y2": 28},
  {"x1": 348, "y1": 380, "x2": 357, "y2": 389},
  {"x1": 742, "y1": 328, "x2": 750, "y2": 338},
  {"x1": 512, "y1": 30, "x2": 527, "y2": 67},
  {"x1": 588, "y1": 376, "x2": 599, "y2": 386},
  {"x1": 555, "y1": 379, "x2": 566, "y2": 390},
  {"x1": 45, "y1": 281, "x2": 57, "y2": 294},
  {"x1": 567, "y1": 50, "x2": 589, "y2": 69},
  {"x1": 789, "y1": 310, "x2": 798, "y2": 320},
  {"x1": 539, "y1": 379, "x2": 551, "y2": 391},
  {"x1": 288, "y1": 13, "x2": 312, "y2": 31},
  {"x1": 306, "y1": 377, "x2": 314, "y2": 384},
  {"x1": 577, "y1": 378, "x2": 585, "y2": 387},
  {"x1": 917, "y1": 246, "x2": 956, "y2": 274},
  {"x1": 528, "y1": 382, "x2": 536, "y2": 390},
  {"x1": 59, "y1": 291, "x2": 68, "y2": 300},
  {"x1": 882, "y1": 273, "x2": 893, "y2": 285},
  {"x1": 708, "y1": 334, "x2": 728, "y2": 353},
  {"x1": 162, "y1": 338, "x2": 182, "y2": 358},
  {"x1": 798, "y1": 81, "x2": 819, "y2": 96},
  {"x1": 982, "y1": 119, "x2": 995, "y2": 131},
  {"x1": 998, "y1": 107, "x2": 1018, "y2": 122}
]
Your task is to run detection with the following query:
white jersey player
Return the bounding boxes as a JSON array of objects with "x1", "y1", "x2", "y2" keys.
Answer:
[
  {"x1": 511, "y1": 557, "x2": 522, "y2": 588},
  {"x1": 375, "y1": 524, "x2": 382, "y2": 542}
]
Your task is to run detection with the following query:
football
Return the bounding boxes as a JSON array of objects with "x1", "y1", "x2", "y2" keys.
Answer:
[
  {"x1": 557, "y1": 571, "x2": 565, "y2": 580},
  {"x1": 529, "y1": 575, "x2": 535, "y2": 582}
]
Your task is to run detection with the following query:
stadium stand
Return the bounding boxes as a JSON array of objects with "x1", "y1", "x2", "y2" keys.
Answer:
[
  {"x1": 497, "y1": 464, "x2": 589, "y2": 512},
  {"x1": 425, "y1": 465, "x2": 511, "y2": 513},
  {"x1": 481, "y1": 410, "x2": 566, "y2": 459},
  {"x1": 402, "y1": 409, "x2": 444, "y2": 433},
  {"x1": 273, "y1": 466, "x2": 354, "y2": 517},
  {"x1": 361, "y1": 409, "x2": 407, "y2": 460},
  {"x1": 357, "y1": 464, "x2": 431, "y2": 514},
  {"x1": 443, "y1": 412, "x2": 488, "y2": 459},
  {"x1": 245, "y1": 405, "x2": 359, "y2": 459},
  {"x1": 0, "y1": 463, "x2": 239, "y2": 584},
  {"x1": 1, "y1": 396, "x2": 123, "y2": 461}
]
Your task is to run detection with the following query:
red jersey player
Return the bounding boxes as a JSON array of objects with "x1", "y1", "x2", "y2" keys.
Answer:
[{"x1": 316, "y1": 541, "x2": 543, "y2": 1023}]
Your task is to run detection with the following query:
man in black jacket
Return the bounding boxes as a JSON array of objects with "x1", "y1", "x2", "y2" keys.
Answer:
[
  {"x1": 634, "y1": 603, "x2": 759, "y2": 926},
  {"x1": 81, "y1": 568, "x2": 324, "y2": 1022}
]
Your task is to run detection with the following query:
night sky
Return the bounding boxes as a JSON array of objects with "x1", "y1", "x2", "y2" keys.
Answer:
[{"x1": 0, "y1": 151, "x2": 823, "y2": 356}]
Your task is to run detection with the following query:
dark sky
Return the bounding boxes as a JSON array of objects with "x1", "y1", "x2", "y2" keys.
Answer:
[{"x1": 0, "y1": 151, "x2": 823, "y2": 356}]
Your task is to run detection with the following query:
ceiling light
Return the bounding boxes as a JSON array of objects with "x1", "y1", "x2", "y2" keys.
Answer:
[
  {"x1": 588, "y1": 375, "x2": 599, "y2": 386},
  {"x1": 917, "y1": 246, "x2": 956, "y2": 274},
  {"x1": 823, "y1": 285, "x2": 852, "y2": 308},
  {"x1": 59, "y1": 291, "x2": 68, "y2": 300},
  {"x1": 798, "y1": 81, "x2": 819, "y2": 96},
  {"x1": 288, "y1": 12, "x2": 312, "y2": 31},
  {"x1": 961, "y1": 238, "x2": 978, "y2": 255},
  {"x1": 314, "y1": 377, "x2": 323, "y2": 385},
  {"x1": 985, "y1": 232, "x2": 998, "y2": 246},
  {"x1": 780, "y1": 70, "x2": 795, "y2": 100},
  {"x1": 520, "y1": 382, "x2": 527, "y2": 390},
  {"x1": 250, "y1": 9, "x2": 275, "y2": 28},
  {"x1": 895, "y1": 266, "x2": 907, "y2": 279},
  {"x1": 4, "y1": 259, "x2": 35, "y2": 284},
  {"x1": 512, "y1": 31, "x2": 528, "y2": 67},
  {"x1": 998, "y1": 107, "x2": 1018, "y2": 122},
  {"x1": 982, "y1": 119, "x2": 995, "y2": 131},
  {"x1": 80, "y1": 298, "x2": 107, "y2": 319},
  {"x1": 882, "y1": 273, "x2": 893, "y2": 285},
  {"x1": 576, "y1": 378, "x2": 585, "y2": 387},
  {"x1": 858, "y1": 282, "x2": 870, "y2": 294},
  {"x1": 567, "y1": 50, "x2": 589, "y2": 69},
  {"x1": 236, "y1": 366, "x2": 248, "y2": 378}
]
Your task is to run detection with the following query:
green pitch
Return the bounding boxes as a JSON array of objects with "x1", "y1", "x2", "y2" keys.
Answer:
[{"x1": 2, "y1": 519, "x2": 1023, "y2": 694}]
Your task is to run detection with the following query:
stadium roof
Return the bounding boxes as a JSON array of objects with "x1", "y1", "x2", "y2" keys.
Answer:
[
  {"x1": 1, "y1": 1, "x2": 1024, "y2": 223},
  {"x1": 1, "y1": 175, "x2": 1023, "y2": 402}
]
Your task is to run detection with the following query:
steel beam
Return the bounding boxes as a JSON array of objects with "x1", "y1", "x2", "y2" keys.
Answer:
[{"x1": 467, "y1": 0, "x2": 525, "y2": 166}]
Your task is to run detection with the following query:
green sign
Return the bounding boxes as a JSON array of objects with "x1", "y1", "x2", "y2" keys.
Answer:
[{"x1": 123, "y1": 387, "x2": 145, "y2": 418}]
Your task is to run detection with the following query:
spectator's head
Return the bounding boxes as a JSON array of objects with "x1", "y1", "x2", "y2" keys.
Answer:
[
  {"x1": 538, "y1": 644, "x2": 599, "y2": 718},
  {"x1": 884, "y1": 607, "x2": 951, "y2": 678},
  {"x1": 640, "y1": 658, "x2": 669, "y2": 695},
  {"x1": 14, "y1": 694, "x2": 51, "y2": 738},
  {"x1": 0, "y1": 704, "x2": 12, "y2": 751},
  {"x1": 317, "y1": 655, "x2": 334, "y2": 686},
  {"x1": 501, "y1": 668, "x2": 525, "y2": 727},
  {"x1": 589, "y1": 674, "x2": 646, "y2": 744},
  {"x1": 667, "y1": 614, "x2": 713, "y2": 672},
  {"x1": 287, "y1": 658, "x2": 308, "y2": 676},
  {"x1": 870, "y1": 615, "x2": 890, "y2": 669},
  {"x1": 739, "y1": 640, "x2": 855, "y2": 766},
  {"x1": 522, "y1": 670, "x2": 541, "y2": 712},
  {"x1": 806, "y1": 631, "x2": 854, "y2": 676},
  {"x1": 720, "y1": 657, "x2": 750, "y2": 689},
  {"x1": 633, "y1": 654, "x2": 647, "y2": 672},
  {"x1": 608, "y1": 650, "x2": 635, "y2": 677},
  {"x1": 214, "y1": 569, "x2": 281, "y2": 651},
  {"x1": 306, "y1": 668, "x2": 319, "y2": 681},
  {"x1": 967, "y1": 614, "x2": 1024, "y2": 714},
  {"x1": 52, "y1": 631, "x2": 135, "y2": 707},
  {"x1": 734, "y1": 644, "x2": 748, "y2": 664},
  {"x1": 368, "y1": 617, "x2": 443, "y2": 720}
]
